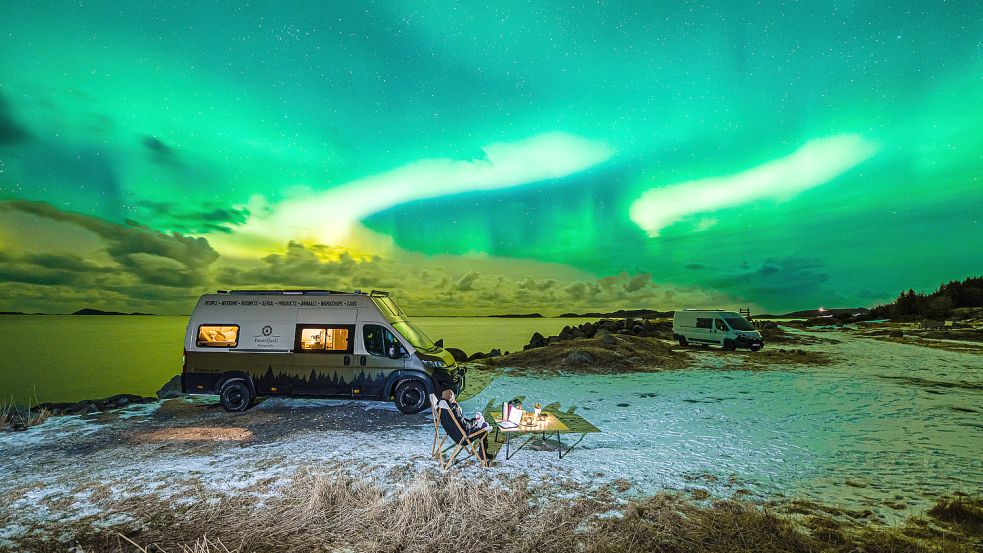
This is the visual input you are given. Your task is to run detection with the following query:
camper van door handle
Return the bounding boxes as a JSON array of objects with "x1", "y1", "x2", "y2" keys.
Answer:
[
  {"x1": 359, "y1": 356, "x2": 366, "y2": 367},
  {"x1": 344, "y1": 356, "x2": 351, "y2": 366}
]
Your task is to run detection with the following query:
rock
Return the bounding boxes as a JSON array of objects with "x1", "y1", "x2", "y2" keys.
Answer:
[
  {"x1": 488, "y1": 348, "x2": 502, "y2": 357},
  {"x1": 595, "y1": 328, "x2": 611, "y2": 339},
  {"x1": 547, "y1": 335, "x2": 560, "y2": 344},
  {"x1": 565, "y1": 350, "x2": 594, "y2": 365},
  {"x1": 602, "y1": 334, "x2": 618, "y2": 346},
  {"x1": 572, "y1": 329, "x2": 585, "y2": 339},
  {"x1": 632, "y1": 324, "x2": 645, "y2": 334},
  {"x1": 156, "y1": 375, "x2": 185, "y2": 399},
  {"x1": 527, "y1": 332, "x2": 547, "y2": 349},
  {"x1": 467, "y1": 352, "x2": 487, "y2": 361},
  {"x1": 559, "y1": 326, "x2": 574, "y2": 340},
  {"x1": 445, "y1": 347, "x2": 469, "y2": 363},
  {"x1": 618, "y1": 329, "x2": 631, "y2": 335}
]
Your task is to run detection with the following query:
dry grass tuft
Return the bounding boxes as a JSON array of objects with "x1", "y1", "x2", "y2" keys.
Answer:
[
  {"x1": 928, "y1": 495, "x2": 983, "y2": 537},
  {"x1": 0, "y1": 394, "x2": 50, "y2": 431},
  {"x1": 7, "y1": 471, "x2": 981, "y2": 553}
]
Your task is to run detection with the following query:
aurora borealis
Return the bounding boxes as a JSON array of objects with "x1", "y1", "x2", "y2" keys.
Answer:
[{"x1": 0, "y1": 2, "x2": 981, "y2": 315}]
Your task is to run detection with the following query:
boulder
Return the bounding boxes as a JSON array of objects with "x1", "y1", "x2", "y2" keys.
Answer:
[
  {"x1": 602, "y1": 334, "x2": 618, "y2": 346},
  {"x1": 156, "y1": 375, "x2": 185, "y2": 400},
  {"x1": 526, "y1": 332, "x2": 547, "y2": 349},
  {"x1": 445, "y1": 347, "x2": 469, "y2": 363},
  {"x1": 467, "y1": 352, "x2": 487, "y2": 361},
  {"x1": 632, "y1": 324, "x2": 645, "y2": 334},
  {"x1": 565, "y1": 350, "x2": 594, "y2": 365},
  {"x1": 487, "y1": 348, "x2": 502, "y2": 358}
]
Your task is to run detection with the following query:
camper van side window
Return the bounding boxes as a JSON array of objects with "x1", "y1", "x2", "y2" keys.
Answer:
[
  {"x1": 295, "y1": 325, "x2": 353, "y2": 353},
  {"x1": 715, "y1": 319, "x2": 728, "y2": 331},
  {"x1": 696, "y1": 318, "x2": 712, "y2": 329},
  {"x1": 363, "y1": 324, "x2": 399, "y2": 357},
  {"x1": 197, "y1": 325, "x2": 239, "y2": 348}
]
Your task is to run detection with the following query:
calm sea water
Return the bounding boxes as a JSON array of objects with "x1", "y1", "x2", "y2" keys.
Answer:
[{"x1": 0, "y1": 315, "x2": 595, "y2": 404}]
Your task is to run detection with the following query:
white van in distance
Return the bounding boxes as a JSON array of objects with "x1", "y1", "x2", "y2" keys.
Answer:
[
  {"x1": 672, "y1": 310, "x2": 763, "y2": 351},
  {"x1": 181, "y1": 289, "x2": 464, "y2": 413}
]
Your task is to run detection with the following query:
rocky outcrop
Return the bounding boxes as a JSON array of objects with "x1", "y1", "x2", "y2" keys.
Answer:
[
  {"x1": 445, "y1": 347, "x2": 469, "y2": 363},
  {"x1": 36, "y1": 394, "x2": 157, "y2": 417},
  {"x1": 518, "y1": 318, "x2": 674, "y2": 352},
  {"x1": 156, "y1": 375, "x2": 186, "y2": 399}
]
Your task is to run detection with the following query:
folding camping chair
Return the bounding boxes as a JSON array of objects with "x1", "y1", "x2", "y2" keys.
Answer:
[
  {"x1": 436, "y1": 401, "x2": 489, "y2": 468},
  {"x1": 429, "y1": 393, "x2": 446, "y2": 458}
]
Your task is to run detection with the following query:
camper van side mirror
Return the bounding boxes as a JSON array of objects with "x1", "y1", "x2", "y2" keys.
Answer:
[{"x1": 434, "y1": 338, "x2": 444, "y2": 348}]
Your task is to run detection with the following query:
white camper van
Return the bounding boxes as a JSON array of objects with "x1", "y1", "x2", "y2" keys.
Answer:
[
  {"x1": 672, "y1": 310, "x2": 763, "y2": 351},
  {"x1": 181, "y1": 290, "x2": 464, "y2": 414}
]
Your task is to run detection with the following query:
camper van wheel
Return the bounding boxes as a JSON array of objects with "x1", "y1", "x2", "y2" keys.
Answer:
[
  {"x1": 393, "y1": 379, "x2": 428, "y2": 414},
  {"x1": 677, "y1": 337, "x2": 688, "y2": 346},
  {"x1": 723, "y1": 339, "x2": 737, "y2": 351},
  {"x1": 219, "y1": 380, "x2": 253, "y2": 412},
  {"x1": 749, "y1": 345, "x2": 762, "y2": 352}
]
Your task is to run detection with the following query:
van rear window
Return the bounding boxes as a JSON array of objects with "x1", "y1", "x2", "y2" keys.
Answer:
[
  {"x1": 296, "y1": 326, "x2": 353, "y2": 353},
  {"x1": 197, "y1": 325, "x2": 239, "y2": 347}
]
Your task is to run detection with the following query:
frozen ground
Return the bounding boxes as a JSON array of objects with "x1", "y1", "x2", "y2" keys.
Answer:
[{"x1": 1, "y1": 329, "x2": 981, "y2": 543}]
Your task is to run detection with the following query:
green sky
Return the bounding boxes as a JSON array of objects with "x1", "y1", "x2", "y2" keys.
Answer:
[{"x1": 0, "y1": 1, "x2": 981, "y2": 315}]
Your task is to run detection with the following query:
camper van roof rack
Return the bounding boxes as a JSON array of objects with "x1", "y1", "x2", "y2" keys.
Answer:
[{"x1": 219, "y1": 289, "x2": 348, "y2": 295}]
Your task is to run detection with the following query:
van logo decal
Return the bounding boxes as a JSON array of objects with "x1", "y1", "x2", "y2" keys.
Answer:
[{"x1": 262, "y1": 325, "x2": 273, "y2": 336}]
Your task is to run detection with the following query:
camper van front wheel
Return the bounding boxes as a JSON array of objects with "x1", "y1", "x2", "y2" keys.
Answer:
[
  {"x1": 393, "y1": 379, "x2": 428, "y2": 414},
  {"x1": 219, "y1": 380, "x2": 253, "y2": 412}
]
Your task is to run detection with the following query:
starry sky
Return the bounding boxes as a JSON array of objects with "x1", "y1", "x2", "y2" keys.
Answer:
[{"x1": 0, "y1": 1, "x2": 981, "y2": 315}]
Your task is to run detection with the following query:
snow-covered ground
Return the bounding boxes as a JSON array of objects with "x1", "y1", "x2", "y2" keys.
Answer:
[{"x1": 1, "y1": 329, "x2": 981, "y2": 542}]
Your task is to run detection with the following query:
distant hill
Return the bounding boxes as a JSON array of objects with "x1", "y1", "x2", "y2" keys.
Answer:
[
  {"x1": 756, "y1": 308, "x2": 870, "y2": 319},
  {"x1": 72, "y1": 308, "x2": 154, "y2": 316},
  {"x1": 487, "y1": 313, "x2": 544, "y2": 318},
  {"x1": 558, "y1": 309, "x2": 673, "y2": 319}
]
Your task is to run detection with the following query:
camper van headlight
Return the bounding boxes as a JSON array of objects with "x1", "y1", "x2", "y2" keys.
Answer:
[{"x1": 422, "y1": 359, "x2": 446, "y2": 369}]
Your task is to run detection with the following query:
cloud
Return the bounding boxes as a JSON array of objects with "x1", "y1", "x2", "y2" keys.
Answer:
[
  {"x1": 0, "y1": 92, "x2": 31, "y2": 146},
  {"x1": 142, "y1": 135, "x2": 182, "y2": 167},
  {"x1": 455, "y1": 270, "x2": 482, "y2": 291},
  {"x1": 707, "y1": 256, "x2": 829, "y2": 296},
  {"x1": 137, "y1": 200, "x2": 251, "y2": 234},
  {"x1": 219, "y1": 132, "x2": 614, "y2": 249},
  {"x1": 1, "y1": 201, "x2": 219, "y2": 288},
  {"x1": 629, "y1": 135, "x2": 878, "y2": 237}
]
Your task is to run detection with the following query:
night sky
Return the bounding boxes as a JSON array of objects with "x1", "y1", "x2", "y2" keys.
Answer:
[{"x1": 1, "y1": 2, "x2": 981, "y2": 315}]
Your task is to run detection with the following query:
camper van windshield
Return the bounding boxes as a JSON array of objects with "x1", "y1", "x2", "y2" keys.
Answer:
[
  {"x1": 391, "y1": 321, "x2": 436, "y2": 351},
  {"x1": 723, "y1": 317, "x2": 755, "y2": 331}
]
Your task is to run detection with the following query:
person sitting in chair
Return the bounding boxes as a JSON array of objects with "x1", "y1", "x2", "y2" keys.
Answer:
[{"x1": 441, "y1": 389, "x2": 492, "y2": 461}]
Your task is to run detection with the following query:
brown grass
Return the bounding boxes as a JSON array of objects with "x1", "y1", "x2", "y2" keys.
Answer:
[
  {"x1": 927, "y1": 495, "x2": 983, "y2": 537},
  {"x1": 8, "y1": 471, "x2": 981, "y2": 553},
  {"x1": 0, "y1": 394, "x2": 50, "y2": 431}
]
